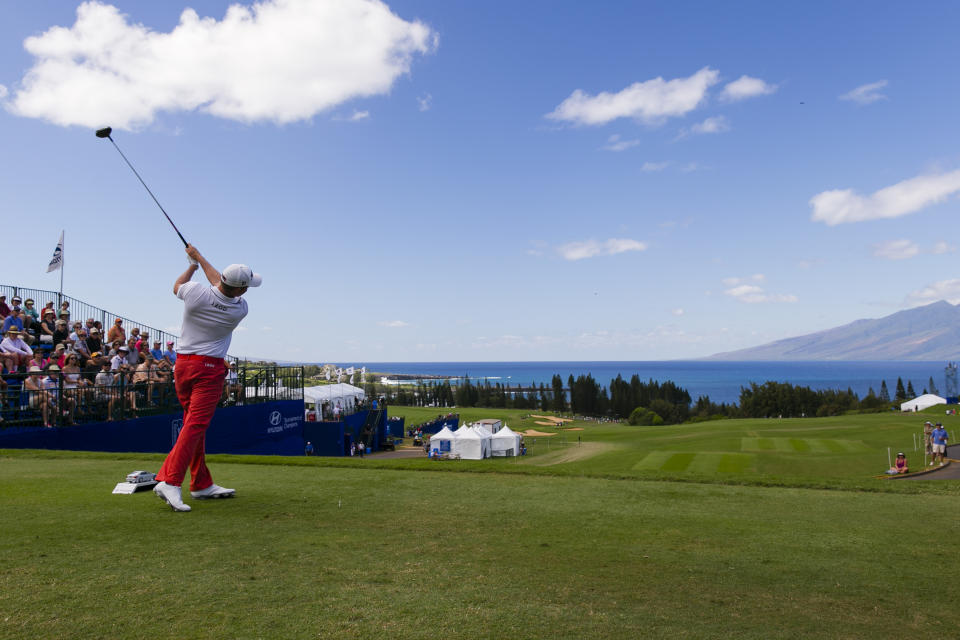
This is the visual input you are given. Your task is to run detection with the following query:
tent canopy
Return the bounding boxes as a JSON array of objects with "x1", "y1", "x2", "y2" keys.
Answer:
[
  {"x1": 900, "y1": 394, "x2": 946, "y2": 412},
  {"x1": 303, "y1": 383, "x2": 365, "y2": 406}
]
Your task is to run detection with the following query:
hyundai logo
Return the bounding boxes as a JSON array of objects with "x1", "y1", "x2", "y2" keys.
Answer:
[{"x1": 269, "y1": 411, "x2": 283, "y2": 426}]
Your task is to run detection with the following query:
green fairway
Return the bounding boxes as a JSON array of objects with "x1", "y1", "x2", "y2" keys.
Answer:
[
  {"x1": 389, "y1": 406, "x2": 959, "y2": 491},
  {"x1": 1, "y1": 451, "x2": 959, "y2": 639}
]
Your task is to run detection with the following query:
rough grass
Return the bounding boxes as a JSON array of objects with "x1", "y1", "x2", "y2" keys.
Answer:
[{"x1": 1, "y1": 453, "x2": 959, "y2": 639}]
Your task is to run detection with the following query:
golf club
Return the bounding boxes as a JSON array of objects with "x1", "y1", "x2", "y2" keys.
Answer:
[{"x1": 95, "y1": 126, "x2": 188, "y2": 247}]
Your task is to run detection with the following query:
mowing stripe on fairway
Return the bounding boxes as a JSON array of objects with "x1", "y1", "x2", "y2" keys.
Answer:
[
  {"x1": 741, "y1": 437, "x2": 871, "y2": 454},
  {"x1": 633, "y1": 452, "x2": 755, "y2": 473}
]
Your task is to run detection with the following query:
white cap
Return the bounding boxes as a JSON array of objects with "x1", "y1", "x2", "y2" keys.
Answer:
[{"x1": 221, "y1": 264, "x2": 262, "y2": 288}]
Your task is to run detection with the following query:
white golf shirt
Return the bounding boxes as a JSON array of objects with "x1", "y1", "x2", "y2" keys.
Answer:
[
  {"x1": 175, "y1": 281, "x2": 248, "y2": 359},
  {"x1": 0, "y1": 336, "x2": 32, "y2": 356}
]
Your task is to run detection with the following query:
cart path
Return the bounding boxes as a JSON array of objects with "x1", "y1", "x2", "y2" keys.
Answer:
[{"x1": 905, "y1": 443, "x2": 960, "y2": 480}]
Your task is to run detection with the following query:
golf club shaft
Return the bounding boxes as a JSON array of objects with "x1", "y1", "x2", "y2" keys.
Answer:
[{"x1": 106, "y1": 137, "x2": 188, "y2": 247}]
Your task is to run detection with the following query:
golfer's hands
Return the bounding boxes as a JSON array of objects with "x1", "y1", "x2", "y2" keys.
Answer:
[{"x1": 185, "y1": 244, "x2": 200, "y2": 266}]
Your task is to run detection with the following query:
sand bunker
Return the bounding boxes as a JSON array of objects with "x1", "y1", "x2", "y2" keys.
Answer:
[
  {"x1": 529, "y1": 415, "x2": 572, "y2": 424},
  {"x1": 563, "y1": 427, "x2": 584, "y2": 431},
  {"x1": 534, "y1": 421, "x2": 558, "y2": 426},
  {"x1": 522, "y1": 429, "x2": 557, "y2": 437}
]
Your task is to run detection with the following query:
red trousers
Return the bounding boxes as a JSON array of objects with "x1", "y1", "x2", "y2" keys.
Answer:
[{"x1": 156, "y1": 354, "x2": 226, "y2": 490}]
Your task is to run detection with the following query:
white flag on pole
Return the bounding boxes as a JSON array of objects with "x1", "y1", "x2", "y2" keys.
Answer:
[
  {"x1": 47, "y1": 231, "x2": 64, "y2": 272},
  {"x1": 325, "y1": 369, "x2": 331, "y2": 381},
  {"x1": 345, "y1": 366, "x2": 355, "y2": 375}
]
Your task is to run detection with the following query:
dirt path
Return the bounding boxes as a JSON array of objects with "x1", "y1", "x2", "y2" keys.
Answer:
[
  {"x1": 904, "y1": 444, "x2": 960, "y2": 480},
  {"x1": 524, "y1": 442, "x2": 616, "y2": 466}
]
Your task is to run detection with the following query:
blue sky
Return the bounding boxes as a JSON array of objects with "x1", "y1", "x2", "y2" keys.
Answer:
[{"x1": 1, "y1": 0, "x2": 959, "y2": 362}]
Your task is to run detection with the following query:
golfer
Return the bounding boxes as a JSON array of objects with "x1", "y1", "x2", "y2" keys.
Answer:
[{"x1": 154, "y1": 244, "x2": 261, "y2": 512}]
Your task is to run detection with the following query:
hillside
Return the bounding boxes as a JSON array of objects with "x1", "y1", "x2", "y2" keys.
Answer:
[{"x1": 708, "y1": 300, "x2": 960, "y2": 360}]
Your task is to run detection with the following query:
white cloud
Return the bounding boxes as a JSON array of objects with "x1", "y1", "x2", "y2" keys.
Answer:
[
  {"x1": 546, "y1": 67, "x2": 719, "y2": 126},
  {"x1": 906, "y1": 279, "x2": 960, "y2": 306},
  {"x1": 602, "y1": 133, "x2": 641, "y2": 152},
  {"x1": 839, "y1": 80, "x2": 888, "y2": 105},
  {"x1": 723, "y1": 276, "x2": 795, "y2": 304},
  {"x1": 722, "y1": 274, "x2": 764, "y2": 287},
  {"x1": 873, "y1": 239, "x2": 919, "y2": 260},
  {"x1": 680, "y1": 162, "x2": 700, "y2": 173},
  {"x1": 641, "y1": 161, "x2": 670, "y2": 172},
  {"x1": 672, "y1": 308, "x2": 685, "y2": 316},
  {"x1": 679, "y1": 115, "x2": 730, "y2": 138},
  {"x1": 349, "y1": 110, "x2": 370, "y2": 121},
  {"x1": 720, "y1": 75, "x2": 777, "y2": 102},
  {"x1": 810, "y1": 169, "x2": 960, "y2": 225},
  {"x1": 379, "y1": 320, "x2": 409, "y2": 328},
  {"x1": 417, "y1": 93, "x2": 432, "y2": 111},
  {"x1": 558, "y1": 238, "x2": 647, "y2": 261},
  {"x1": 5, "y1": 0, "x2": 436, "y2": 129},
  {"x1": 0, "y1": 84, "x2": 7, "y2": 99},
  {"x1": 932, "y1": 241, "x2": 955, "y2": 254}
]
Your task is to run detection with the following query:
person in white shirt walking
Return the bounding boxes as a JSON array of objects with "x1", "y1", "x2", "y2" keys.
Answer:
[{"x1": 154, "y1": 244, "x2": 261, "y2": 512}]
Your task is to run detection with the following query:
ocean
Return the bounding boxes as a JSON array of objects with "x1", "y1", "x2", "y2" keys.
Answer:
[{"x1": 328, "y1": 361, "x2": 955, "y2": 405}]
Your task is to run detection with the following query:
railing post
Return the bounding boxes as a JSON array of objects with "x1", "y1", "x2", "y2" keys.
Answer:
[{"x1": 118, "y1": 374, "x2": 126, "y2": 421}]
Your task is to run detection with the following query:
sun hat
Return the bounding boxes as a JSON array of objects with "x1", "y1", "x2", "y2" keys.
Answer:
[
  {"x1": 897, "y1": 452, "x2": 904, "y2": 456},
  {"x1": 59, "y1": 309, "x2": 69, "y2": 315},
  {"x1": 25, "y1": 299, "x2": 34, "y2": 304},
  {"x1": 11, "y1": 296, "x2": 21, "y2": 303},
  {"x1": 47, "y1": 364, "x2": 60, "y2": 372},
  {"x1": 44, "y1": 309, "x2": 55, "y2": 316},
  {"x1": 221, "y1": 264, "x2": 262, "y2": 288},
  {"x1": 28, "y1": 366, "x2": 41, "y2": 373},
  {"x1": 90, "y1": 328, "x2": 99, "y2": 334},
  {"x1": 166, "y1": 341, "x2": 174, "y2": 345},
  {"x1": 90, "y1": 352, "x2": 102, "y2": 358},
  {"x1": 55, "y1": 343, "x2": 65, "y2": 350},
  {"x1": 119, "y1": 346, "x2": 129, "y2": 352}
]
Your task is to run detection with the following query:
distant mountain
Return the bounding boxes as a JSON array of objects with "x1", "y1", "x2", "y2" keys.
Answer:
[{"x1": 707, "y1": 300, "x2": 960, "y2": 360}]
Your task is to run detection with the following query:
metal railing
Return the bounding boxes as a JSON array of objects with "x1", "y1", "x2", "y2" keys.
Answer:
[
  {"x1": 0, "y1": 365, "x2": 304, "y2": 428},
  {"x1": 1, "y1": 284, "x2": 179, "y2": 349}
]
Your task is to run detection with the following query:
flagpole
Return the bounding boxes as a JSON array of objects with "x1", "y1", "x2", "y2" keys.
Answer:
[{"x1": 59, "y1": 230, "x2": 64, "y2": 305}]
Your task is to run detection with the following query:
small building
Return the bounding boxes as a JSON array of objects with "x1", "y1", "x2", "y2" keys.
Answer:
[
  {"x1": 900, "y1": 394, "x2": 946, "y2": 412},
  {"x1": 475, "y1": 418, "x2": 503, "y2": 433}
]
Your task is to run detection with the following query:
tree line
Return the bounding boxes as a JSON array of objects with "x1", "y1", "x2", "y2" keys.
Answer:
[{"x1": 374, "y1": 371, "x2": 937, "y2": 425}]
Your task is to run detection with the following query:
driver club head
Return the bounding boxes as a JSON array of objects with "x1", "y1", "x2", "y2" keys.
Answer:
[{"x1": 95, "y1": 127, "x2": 112, "y2": 139}]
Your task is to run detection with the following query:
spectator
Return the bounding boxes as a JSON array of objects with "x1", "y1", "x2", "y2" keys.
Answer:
[
  {"x1": 2, "y1": 307, "x2": 25, "y2": 334},
  {"x1": 82, "y1": 352, "x2": 102, "y2": 384},
  {"x1": 931, "y1": 423, "x2": 949, "y2": 466},
  {"x1": 24, "y1": 366, "x2": 54, "y2": 426},
  {"x1": 68, "y1": 321, "x2": 83, "y2": 342},
  {"x1": 73, "y1": 329, "x2": 91, "y2": 359},
  {"x1": 85, "y1": 328, "x2": 103, "y2": 355},
  {"x1": 305, "y1": 441, "x2": 314, "y2": 456},
  {"x1": 39, "y1": 309, "x2": 57, "y2": 344},
  {"x1": 150, "y1": 340, "x2": 164, "y2": 361},
  {"x1": 44, "y1": 363, "x2": 75, "y2": 425},
  {"x1": 29, "y1": 349, "x2": 48, "y2": 370},
  {"x1": 107, "y1": 340, "x2": 123, "y2": 358},
  {"x1": 41, "y1": 301, "x2": 55, "y2": 318},
  {"x1": 58, "y1": 301, "x2": 70, "y2": 324},
  {"x1": 52, "y1": 343, "x2": 68, "y2": 368},
  {"x1": 62, "y1": 353, "x2": 90, "y2": 405},
  {"x1": 0, "y1": 295, "x2": 10, "y2": 319},
  {"x1": 223, "y1": 361, "x2": 242, "y2": 403},
  {"x1": 886, "y1": 452, "x2": 909, "y2": 475},
  {"x1": 132, "y1": 356, "x2": 160, "y2": 408},
  {"x1": 1, "y1": 328, "x2": 33, "y2": 372},
  {"x1": 19, "y1": 311, "x2": 37, "y2": 345},
  {"x1": 135, "y1": 332, "x2": 150, "y2": 354},
  {"x1": 22, "y1": 299, "x2": 39, "y2": 323},
  {"x1": 106, "y1": 318, "x2": 126, "y2": 344},
  {"x1": 162, "y1": 340, "x2": 177, "y2": 366},
  {"x1": 95, "y1": 361, "x2": 118, "y2": 421},
  {"x1": 129, "y1": 327, "x2": 141, "y2": 343},
  {"x1": 125, "y1": 337, "x2": 141, "y2": 366},
  {"x1": 83, "y1": 317, "x2": 96, "y2": 335},
  {"x1": 111, "y1": 345, "x2": 130, "y2": 371},
  {"x1": 53, "y1": 319, "x2": 70, "y2": 347}
]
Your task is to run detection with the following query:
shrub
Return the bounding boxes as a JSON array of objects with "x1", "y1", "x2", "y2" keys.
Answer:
[{"x1": 628, "y1": 407, "x2": 664, "y2": 426}]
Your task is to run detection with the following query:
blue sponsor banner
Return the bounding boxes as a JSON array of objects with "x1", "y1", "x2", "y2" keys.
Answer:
[{"x1": 0, "y1": 400, "x2": 305, "y2": 456}]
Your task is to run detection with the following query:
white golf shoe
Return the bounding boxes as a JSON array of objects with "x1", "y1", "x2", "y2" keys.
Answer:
[
  {"x1": 190, "y1": 484, "x2": 236, "y2": 500},
  {"x1": 154, "y1": 482, "x2": 191, "y2": 512}
]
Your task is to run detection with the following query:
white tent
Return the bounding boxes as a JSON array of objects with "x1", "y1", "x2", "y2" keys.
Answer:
[
  {"x1": 429, "y1": 426, "x2": 457, "y2": 455},
  {"x1": 900, "y1": 394, "x2": 946, "y2": 412},
  {"x1": 491, "y1": 425, "x2": 522, "y2": 456},
  {"x1": 472, "y1": 426, "x2": 492, "y2": 458},
  {"x1": 452, "y1": 428, "x2": 485, "y2": 460},
  {"x1": 303, "y1": 383, "x2": 365, "y2": 413}
]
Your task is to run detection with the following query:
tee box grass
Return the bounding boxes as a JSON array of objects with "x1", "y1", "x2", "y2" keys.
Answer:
[{"x1": 1, "y1": 407, "x2": 958, "y2": 638}]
